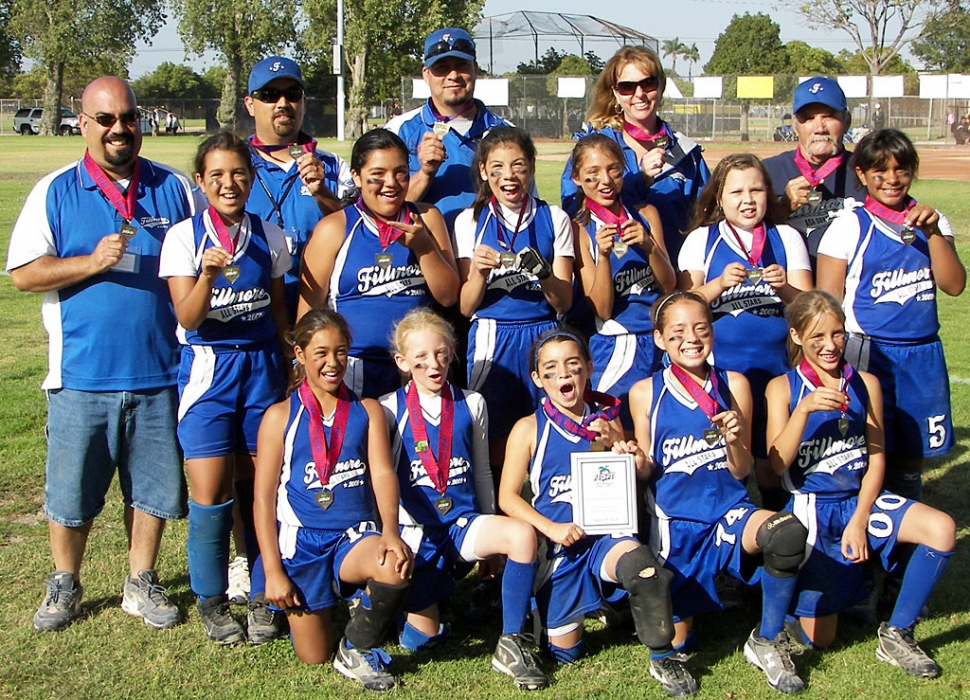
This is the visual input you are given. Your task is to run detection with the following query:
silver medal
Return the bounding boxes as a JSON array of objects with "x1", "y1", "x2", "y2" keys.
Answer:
[
  {"x1": 223, "y1": 265, "x2": 240, "y2": 283},
  {"x1": 500, "y1": 252, "x2": 516, "y2": 268},
  {"x1": 703, "y1": 427, "x2": 721, "y2": 446},
  {"x1": 376, "y1": 253, "x2": 393, "y2": 269},
  {"x1": 317, "y1": 490, "x2": 334, "y2": 509},
  {"x1": 120, "y1": 222, "x2": 137, "y2": 240},
  {"x1": 432, "y1": 122, "x2": 450, "y2": 139},
  {"x1": 900, "y1": 228, "x2": 916, "y2": 245},
  {"x1": 435, "y1": 496, "x2": 453, "y2": 515},
  {"x1": 613, "y1": 239, "x2": 628, "y2": 258},
  {"x1": 288, "y1": 145, "x2": 305, "y2": 160},
  {"x1": 745, "y1": 267, "x2": 764, "y2": 284},
  {"x1": 806, "y1": 189, "x2": 822, "y2": 205},
  {"x1": 838, "y1": 417, "x2": 849, "y2": 436}
]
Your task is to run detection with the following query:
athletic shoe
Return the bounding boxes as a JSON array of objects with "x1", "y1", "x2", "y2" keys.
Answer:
[
  {"x1": 743, "y1": 628, "x2": 805, "y2": 694},
  {"x1": 491, "y1": 634, "x2": 549, "y2": 690},
  {"x1": 649, "y1": 654, "x2": 698, "y2": 698},
  {"x1": 876, "y1": 623, "x2": 940, "y2": 678},
  {"x1": 198, "y1": 595, "x2": 245, "y2": 645},
  {"x1": 784, "y1": 618, "x2": 812, "y2": 655},
  {"x1": 226, "y1": 556, "x2": 250, "y2": 605},
  {"x1": 247, "y1": 593, "x2": 283, "y2": 644},
  {"x1": 333, "y1": 637, "x2": 396, "y2": 691},
  {"x1": 33, "y1": 572, "x2": 83, "y2": 632},
  {"x1": 121, "y1": 570, "x2": 180, "y2": 629}
]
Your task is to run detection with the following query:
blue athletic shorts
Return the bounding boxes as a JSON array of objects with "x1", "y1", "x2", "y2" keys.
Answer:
[
  {"x1": 789, "y1": 491, "x2": 914, "y2": 618},
  {"x1": 176, "y1": 342, "x2": 285, "y2": 459},
  {"x1": 652, "y1": 501, "x2": 762, "y2": 621},
  {"x1": 845, "y1": 334, "x2": 953, "y2": 459},
  {"x1": 45, "y1": 386, "x2": 186, "y2": 526},
  {"x1": 345, "y1": 355, "x2": 403, "y2": 400},
  {"x1": 590, "y1": 332, "x2": 662, "y2": 431}
]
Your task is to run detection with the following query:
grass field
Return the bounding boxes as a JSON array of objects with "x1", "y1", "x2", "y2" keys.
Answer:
[{"x1": 1, "y1": 137, "x2": 968, "y2": 700}]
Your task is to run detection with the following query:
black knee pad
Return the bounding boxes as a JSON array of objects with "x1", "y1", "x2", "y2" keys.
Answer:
[
  {"x1": 344, "y1": 578, "x2": 410, "y2": 649},
  {"x1": 616, "y1": 546, "x2": 674, "y2": 650},
  {"x1": 756, "y1": 511, "x2": 808, "y2": 578}
]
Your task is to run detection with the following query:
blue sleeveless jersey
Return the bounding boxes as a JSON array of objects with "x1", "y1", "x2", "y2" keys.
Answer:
[
  {"x1": 472, "y1": 198, "x2": 558, "y2": 322},
  {"x1": 586, "y1": 208, "x2": 662, "y2": 336},
  {"x1": 179, "y1": 212, "x2": 279, "y2": 346},
  {"x1": 387, "y1": 384, "x2": 480, "y2": 526},
  {"x1": 701, "y1": 223, "x2": 789, "y2": 376},
  {"x1": 647, "y1": 367, "x2": 749, "y2": 524},
  {"x1": 328, "y1": 205, "x2": 429, "y2": 360},
  {"x1": 529, "y1": 403, "x2": 591, "y2": 526},
  {"x1": 276, "y1": 391, "x2": 375, "y2": 532},
  {"x1": 842, "y1": 208, "x2": 939, "y2": 340},
  {"x1": 783, "y1": 366, "x2": 870, "y2": 497}
]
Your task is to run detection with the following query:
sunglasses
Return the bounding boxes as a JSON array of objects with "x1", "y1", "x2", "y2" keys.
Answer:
[
  {"x1": 251, "y1": 86, "x2": 305, "y2": 103},
  {"x1": 84, "y1": 110, "x2": 140, "y2": 128},
  {"x1": 425, "y1": 37, "x2": 476, "y2": 61},
  {"x1": 614, "y1": 77, "x2": 660, "y2": 96}
]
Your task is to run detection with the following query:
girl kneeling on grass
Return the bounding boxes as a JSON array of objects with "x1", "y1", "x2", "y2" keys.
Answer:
[
  {"x1": 765, "y1": 290, "x2": 955, "y2": 678},
  {"x1": 253, "y1": 308, "x2": 412, "y2": 691}
]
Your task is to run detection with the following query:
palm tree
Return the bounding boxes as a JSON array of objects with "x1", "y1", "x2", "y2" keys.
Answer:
[
  {"x1": 661, "y1": 38, "x2": 686, "y2": 75},
  {"x1": 681, "y1": 43, "x2": 701, "y2": 81}
]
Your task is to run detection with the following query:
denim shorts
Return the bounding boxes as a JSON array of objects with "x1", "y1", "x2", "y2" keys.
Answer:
[{"x1": 45, "y1": 387, "x2": 187, "y2": 526}]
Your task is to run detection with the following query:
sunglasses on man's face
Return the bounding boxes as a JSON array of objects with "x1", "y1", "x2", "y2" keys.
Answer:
[
  {"x1": 614, "y1": 77, "x2": 660, "y2": 96},
  {"x1": 425, "y1": 37, "x2": 476, "y2": 62},
  {"x1": 251, "y1": 86, "x2": 305, "y2": 103},
  {"x1": 84, "y1": 109, "x2": 140, "y2": 128}
]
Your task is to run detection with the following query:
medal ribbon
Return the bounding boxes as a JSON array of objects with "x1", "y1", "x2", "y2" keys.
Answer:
[
  {"x1": 793, "y1": 149, "x2": 843, "y2": 188},
  {"x1": 541, "y1": 390, "x2": 621, "y2": 442},
  {"x1": 489, "y1": 196, "x2": 530, "y2": 251},
  {"x1": 405, "y1": 381, "x2": 454, "y2": 494},
  {"x1": 670, "y1": 365, "x2": 723, "y2": 421},
  {"x1": 584, "y1": 198, "x2": 629, "y2": 228},
  {"x1": 863, "y1": 195, "x2": 916, "y2": 226},
  {"x1": 724, "y1": 221, "x2": 766, "y2": 268},
  {"x1": 799, "y1": 359, "x2": 853, "y2": 412},
  {"x1": 207, "y1": 205, "x2": 239, "y2": 256},
  {"x1": 623, "y1": 120, "x2": 671, "y2": 148},
  {"x1": 299, "y1": 380, "x2": 351, "y2": 488},
  {"x1": 250, "y1": 133, "x2": 318, "y2": 155},
  {"x1": 356, "y1": 197, "x2": 411, "y2": 249},
  {"x1": 82, "y1": 151, "x2": 141, "y2": 223}
]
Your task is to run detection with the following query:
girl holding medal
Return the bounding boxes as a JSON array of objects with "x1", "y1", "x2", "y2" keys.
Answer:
[
  {"x1": 455, "y1": 126, "x2": 574, "y2": 470},
  {"x1": 159, "y1": 133, "x2": 291, "y2": 644},
  {"x1": 765, "y1": 290, "x2": 955, "y2": 678},
  {"x1": 253, "y1": 308, "x2": 413, "y2": 691},
  {"x1": 816, "y1": 129, "x2": 965, "y2": 502},
  {"x1": 570, "y1": 134, "x2": 675, "y2": 431},
  {"x1": 629, "y1": 291, "x2": 810, "y2": 695},
  {"x1": 679, "y1": 153, "x2": 813, "y2": 511},
  {"x1": 298, "y1": 128, "x2": 458, "y2": 400},
  {"x1": 499, "y1": 329, "x2": 684, "y2": 696},
  {"x1": 379, "y1": 308, "x2": 548, "y2": 690}
]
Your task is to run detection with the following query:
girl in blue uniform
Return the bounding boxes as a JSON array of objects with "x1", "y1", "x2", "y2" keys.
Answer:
[
  {"x1": 253, "y1": 308, "x2": 413, "y2": 691},
  {"x1": 679, "y1": 153, "x2": 813, "y2": 511},
  {"x1": 379, "y1": 308, "x2": 547, "y2": 690},
  {"x1": 499, "y1": 329, "x2": 684, "y2": 697},
  {"x1": 571, "y1": 134, "x2": 675, "y2": 431},
  {"x1": 816, "y1": 129, "x2": 966, "y2": 501},
  {"x1": 629, "y1": 291, "x2": 809, "y2": 695},
  {"x1": 159, "y1": 133, "x2": 291, "y2": 644},
  {"x1": 765, "y1": 290, "x2": 955, "y2": 678},
  {"x1": 298, "y1": 128, "x2": 459, "y2": 400},
  {"x1": 455, "y1": 126, "x2": 574, "y2": 471}
]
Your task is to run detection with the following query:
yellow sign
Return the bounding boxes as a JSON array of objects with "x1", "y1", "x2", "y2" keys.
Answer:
[{"x1": 737, "y1": 76, "x2": 774, "y2": 99}]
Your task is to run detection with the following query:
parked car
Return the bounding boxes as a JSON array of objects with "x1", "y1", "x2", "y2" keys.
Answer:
[{"x1": 12, "y1": 107, "x2": 81, "y2": 135}]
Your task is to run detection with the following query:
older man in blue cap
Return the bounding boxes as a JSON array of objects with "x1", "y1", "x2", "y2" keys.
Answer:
[{"x1": 763, "y1": 77, "x2": 867, "y2": 266}]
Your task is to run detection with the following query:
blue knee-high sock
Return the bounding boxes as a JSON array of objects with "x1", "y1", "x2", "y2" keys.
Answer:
[
  {"x1": 249, "y1": 555, "x2": 266, "y2": 601},
  {"x1": 187, "y1": 499, "x2": 234, "y2": 600},
  {"x1": 501, "y1": 559, "x2": 538, "y2": 636},
  {"x1": 760, "y1": 571, "x2": 797, "y2": 639},
  {"x1": 889, "y1": 544, "x2": 953, "y2": 630}
]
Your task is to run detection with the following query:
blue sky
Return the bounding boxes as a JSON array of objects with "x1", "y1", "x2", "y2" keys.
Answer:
[{"x1": 129, "y1": 1, "x2": 870, "y2": 78}]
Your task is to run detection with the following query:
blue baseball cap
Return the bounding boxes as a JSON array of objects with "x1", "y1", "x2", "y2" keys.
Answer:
[
  {"x1": 423, "y1": 28, "x2": 476, "y2": 68},
  {"x1": 793, "y1": 77, "x2": 847, "y2": 114},
  {"x1": 248, "y1": 57, "x2": 304, "y2": 94}
]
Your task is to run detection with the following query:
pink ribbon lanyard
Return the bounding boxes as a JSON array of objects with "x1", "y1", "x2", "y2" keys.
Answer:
[
  {"x1": 793, "y1": 149, "x2": 843, "y2": 188},
  {"x1": 82, "y1": 151, "x2": 140, "y2": 222},
  {"x1": 299, "y1": 380, "x2": 351, "y2": 487},
  {"x1": 405, "y1": 381, "x2": 454, "y2": 494}
]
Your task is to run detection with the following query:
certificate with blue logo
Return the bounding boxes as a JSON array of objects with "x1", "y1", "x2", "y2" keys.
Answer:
[{"x1": 570, "y1": 452, "x2": 637, "y2": 536}]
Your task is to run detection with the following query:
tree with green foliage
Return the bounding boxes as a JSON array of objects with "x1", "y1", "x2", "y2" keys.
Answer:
[
  {"x1": 785, "y1": 40, "x2": 842, "y2": 75},
  {"x1": 705, "y1": 13, "x2": 791, "y2": 75},
  {"x1": 518, "y1": 48, "x2": 567, "y2": 75},
  {"x1": 130, "y1": 62, "x2": 216, "y2": 101},
  {"x1": 911, "y1": 6, "x2": 970, "y2": 71},
  {"x1": 9, "y1": 0, "x2": 162, "y2": 134},
  {"x1": 661, "y1": 38, "x2": 686, "y2": 74},
  {"x1": 681, "y1": 43, "x2": 700, "y2": 80},
  {"x1": 9, "y1": 59, "x2": 127, "y2": 101},
  {"x1": 0, "y1": 0, "x2": 21, "y2": 94},
  {"x1": 170, "y1": 0, "x2": 298, "y2": 131},
  {"x1": 584, "y1": 51, "x2": 604, "y2": 74}
]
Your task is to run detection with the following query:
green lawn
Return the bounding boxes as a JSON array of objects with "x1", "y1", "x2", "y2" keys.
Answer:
[{"x1": 1, "y1": 137, "x2": 968, "y2": 699}]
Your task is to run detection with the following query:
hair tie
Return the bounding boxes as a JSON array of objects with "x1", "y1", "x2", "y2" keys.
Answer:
[{"x1": 532, "y1": 330, "x2": 587, "y2": 371}]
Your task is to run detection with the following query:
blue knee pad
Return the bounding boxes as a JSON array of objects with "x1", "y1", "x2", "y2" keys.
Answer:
[
  {"x1": 188, "y1": 499, "x2": 234, "y2": 599},
  {"x1": 399, "y1": 621, "x2": 448, "y2": 651},
  {"x1": 549, "y1": 638, "x2": 585, "y2": 664}
]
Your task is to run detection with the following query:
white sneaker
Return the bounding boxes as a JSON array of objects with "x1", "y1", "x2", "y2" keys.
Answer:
[{"x1": 226, "y1": 556, "x2": 250, "y2": 605}]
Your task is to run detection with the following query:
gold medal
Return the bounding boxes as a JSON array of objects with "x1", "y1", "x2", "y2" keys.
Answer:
[
  {"x1": 900, "y1": 228, "x2": 916, "y2": 245},
  {"x1": 500, "y1": 252, "x2": 516, "y2": 268},
  {"x1": 223, "y1": 265, "x2": 240, "y2": 283},
  {"x1": 432, "y1": 122, "x2": 450, "y2": 138},
  {"x1": 120, "y1": 222, "x2": 137, "y2": 240},
  {"x1": 288, "y1": 145, "x2": 305, "y2": 160},
  {"x1": 316, "y1": 490, "x2": 334, "y2": 510},
  {"x1": 376, "y1": 253, "x2": 393, "y2": 269},
  {"x1": 745, "y1": 267, "x2": 764, "y2": 284},
  {"x1": 435, "y1": 496, "x2": 453, "y2": 515},
  {"x1": 806, "y1": 189, "x2": 822, "y2": 205},
  {"x1": 613, "y1": 239, "x2": 628, "y2": 258},
  {"x1": 703, "y1": 427, "x2": 721, "y2": 446}
]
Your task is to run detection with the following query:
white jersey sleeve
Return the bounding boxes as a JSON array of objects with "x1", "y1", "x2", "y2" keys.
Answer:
[
  {"x1": 549, "y1": 205, "x2": 575, "y2": 259},
  {"x1": 453, "y1": 207, "x2": 478, "y2": 260},
  {"x1": 6, "y1": 166, "x2": 72, "y2": 271},
  {"x1": 677, "y1": 225, "x2": 709, "y2": 272},
  {"x1": 262, "y1": 219, "x2": 293, "y2": 278},
  {"x1": 817, "y1": 210, "x2": 863, "y2": 261},
  {"x1": 776, "y1": 223, "x2": 812, "y2": 272}
]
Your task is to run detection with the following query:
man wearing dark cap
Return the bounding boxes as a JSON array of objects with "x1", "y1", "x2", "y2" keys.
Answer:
[
  {"x1": 763, "y1": 77, "x2": 867, "y2": 264},
  {"x1": 244, "y1": 56, "x2": 355, "y2": 317},
  {"x1": 386, "y1": 28, "x2": 511, "y2": 230}
]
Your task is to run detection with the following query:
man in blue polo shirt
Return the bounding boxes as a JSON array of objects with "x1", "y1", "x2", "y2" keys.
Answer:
[
  {"x1": 386, "y1": 27, "x2": 511, "y2": 231},
  {"x1": 244, "y1": 56, "x2": 355, "y2": 318},
  {"x1": 7, "y1": 76, "x2": 200, "y2": 633}
]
